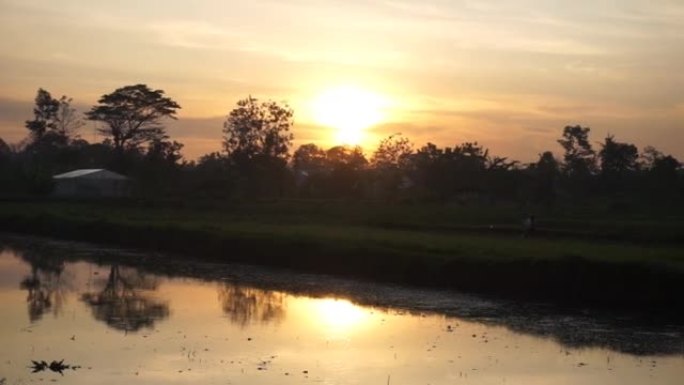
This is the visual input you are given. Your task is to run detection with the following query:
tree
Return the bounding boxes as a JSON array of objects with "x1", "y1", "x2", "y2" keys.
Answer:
[
  {"x1": 222, "y1": 96, "x2": 294, "y2": 161},
  {"x1": 25, "y1": 89, "x2": 59, "y2": 140},
  {"x1": 370, "y1": 134, "x2": 414, "y2": 200},
  {"x1": 408, "y1": 143, "x2": 447, "y2": 199},
  {"x1": 292, "y1": 144, "x2": 328, "y2": 197},
  {"x1": 86, "y1": 84, "x2": 181, "y2": 153},
  {"x1": 25, "y1": 89, "x2": 83, "y2": 143},
  {"x1": 448, "y1": 142, "x2": 489, "y2": 195},
  {"x1": 220, "y1": 97, "x2": 295, "y2": 198},
  {"x1": 641, "y1": 146, "x2": 681, "y2": 195},
  {"x1": 179, "y1": 152, "x2": 237, "y2": 200},
  {"x1": 530, "y1": 151, "x2": 560, "y2": 204},
  {"x1": 323, "y1": 145, "x2": 368, "y2": 197},
  {"x1": 371, "y1": 133, "x2": 413, "y2": 169},
  {"x1": 52, "y1": 95, "x2": 84, "y2": 139},
  {"x1": 0, "y1": 138, "x2": 10, "y2": 158},
  {"x1": 599, "y1": 135, "x2": 639, "y2": 176},
  {"x1": 292, "y1": 143, "x2": 327, "y2": 175},
  {"x1": 144, "y1": 139, "x2": 184, "y2": 165},
  {"x1": 557, "y1": 125, "x2": 595, "y2": 176},
  {"x1": 326, "y1": 145, "x2": 368, "y2": 171},
  {"x1": 641, "y1": 146, "x2": 680, "y2": 172}
]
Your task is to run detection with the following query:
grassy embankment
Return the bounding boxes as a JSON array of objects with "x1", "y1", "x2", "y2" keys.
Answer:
[{"x1": 1, "y1": 200, "x2": 682, "y2": 309}]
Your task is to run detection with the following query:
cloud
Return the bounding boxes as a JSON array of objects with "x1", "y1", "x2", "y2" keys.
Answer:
[
  {"x1": 1, "y1": 0, "x2": 683, "y2": 162},
  {"x1": 148, "y1": 21, "x2": 242, "y2": 51}
]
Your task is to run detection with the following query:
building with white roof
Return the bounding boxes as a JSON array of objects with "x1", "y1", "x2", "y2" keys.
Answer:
[{"x1": 52, "y1": 169, "x2": 130, "y2": 198}]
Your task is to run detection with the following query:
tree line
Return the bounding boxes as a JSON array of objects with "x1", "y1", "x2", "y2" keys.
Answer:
[{"x1": 0, "y1": 84, "x2": 681, "y2": 208}]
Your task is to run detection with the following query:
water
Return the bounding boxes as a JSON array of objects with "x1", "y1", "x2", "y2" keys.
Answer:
[{"x1": 0, "y1": 236, "x2": 682, "y2": 385}]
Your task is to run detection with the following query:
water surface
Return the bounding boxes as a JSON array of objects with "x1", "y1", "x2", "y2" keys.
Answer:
[{"x1": 0, "y1": 236, "x2": 682, "y2": 384}]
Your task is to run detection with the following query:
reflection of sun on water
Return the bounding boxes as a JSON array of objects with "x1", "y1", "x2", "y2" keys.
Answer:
[
  {"x1": 315, "y1": 298, "x2": 370, "y2": 331},
  {"x1": 311, "y1": 86, "x2": 387, "y2": 146}
]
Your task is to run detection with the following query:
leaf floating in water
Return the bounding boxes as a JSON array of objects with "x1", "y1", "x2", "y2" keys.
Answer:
[
  {"x1": 31, "y1": 360, "x2": 48, "y2": 373},
  {"x1": 29, "y1": 359, "x2": 80, "y2": 375}
]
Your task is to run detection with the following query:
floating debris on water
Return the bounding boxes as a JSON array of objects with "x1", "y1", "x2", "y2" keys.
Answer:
[{"x1": 30, "y1": 359, "x2": 81, "y2": 375}]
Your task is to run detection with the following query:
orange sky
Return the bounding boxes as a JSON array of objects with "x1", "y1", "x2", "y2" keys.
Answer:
[{"x1": 1, "y1": 0, "x2": 683, "y2": 161}]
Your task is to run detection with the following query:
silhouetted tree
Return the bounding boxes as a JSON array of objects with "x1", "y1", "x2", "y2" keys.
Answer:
[
  {"x1": 529, "y1": 151, "x2": 560, "y2": 205},
  {"x1": 641, "y1": 146, "x2": 680, "y2": 173},
  {"x1": 144, "y1": 139, "x2": 184, "y2": 165},
  {"x1": 599, "y1": 135, "x2": 639, "y2": 176},
  {"x1": 131, "y1": 139, "x2": 186, "y2": 199},
  {"x1": 25, "y1": 89, "x2": 83, "y2": 143},
  {"x1": 221, "y1": 96, "x2": 294, "y2": 198},
  {"x1": 640, "y1": 146, "x2": 681, "y2": 200},
  {"x1": 292, "y1": 143, "x2": 328, "y2": 197},
  {"x1": 302, "y1": 145, "x2": 368, "y2": 198},
  {"x1": 184, "y1": 152, "x2": 236, "y2": 199},
  {"x1": 486, "y1": 156, "x2": 517, "y2": 171},
  {"x1": 293, "y1": 143, "x2": 327, "y2": 174},
  {"x1": 0, "y1": 138, "x2": 10, "y2": 159},
  {"x1": 558, "y1": 125, "x2": 596, "y2": 176},
  {"x1": 595, "y1": 135, "x2": 640, "y2": 198},
  {"x1": 556, "y1": 125, "x2": 597, "y2": 200},
  {"x1": 370, "y1": 134, "x2": 414, "y2": 200},
  {"x1": 25, "y1": 89, "x2": 60, "y2": 140},
  {"x1": 408, "y1": 143, "x2": 447, "y2": 199},
  {"x1": 73, "y1": 141, "x2": 116, "y2": 169},
  {"x1": 371, "y1": 134, "x2": 413, "y2": 169},
  {"x1": 86, "y1": 84, "x2": 181, "y2": 154},
  {"x1": 484, "y1": 155, "x2": 520, "y2": 202},
  {"x1": 52, "y1": 95, "x2": 84, "y2": 139},
  {"x1": 447, "y1": 142, "x2": 489, "y2": 198},
  {"x1": 222, "y1": 96, "x2": 293, "y2": 161}
]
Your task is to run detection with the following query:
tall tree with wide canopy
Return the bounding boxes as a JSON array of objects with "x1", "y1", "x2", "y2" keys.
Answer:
[{"x1": 86, "y1": 84, "x2": 181, "y2": 153}]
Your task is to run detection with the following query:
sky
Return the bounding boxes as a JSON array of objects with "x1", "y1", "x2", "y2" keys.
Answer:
[{"x1": 1, "y1": 0, "x2": 683, "y2": 161}]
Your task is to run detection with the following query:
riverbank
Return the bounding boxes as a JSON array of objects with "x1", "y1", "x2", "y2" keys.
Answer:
[{"x1": 1, "y1": 201, "x2": 682, "y2": 310}]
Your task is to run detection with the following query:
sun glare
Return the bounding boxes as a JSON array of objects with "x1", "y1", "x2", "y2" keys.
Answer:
[
  {"x1": 315, "y1": 298, "x2": 369, "y2": 331},
  {"x1": 311, "y1": 86, "x2": 387, "y2": 145}
]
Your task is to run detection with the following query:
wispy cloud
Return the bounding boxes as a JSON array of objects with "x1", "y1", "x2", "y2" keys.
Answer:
[{"x1": 0, "y1": 0, "x2": 683, "y2": 160}]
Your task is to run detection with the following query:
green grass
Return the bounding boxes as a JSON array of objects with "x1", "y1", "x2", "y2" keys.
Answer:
[
  {"x1": 1, "y1": 200, "x2": 682, "y2": 268},
  {"x1": 2, "y1": 200, "x2": 683, "y2": 307}
]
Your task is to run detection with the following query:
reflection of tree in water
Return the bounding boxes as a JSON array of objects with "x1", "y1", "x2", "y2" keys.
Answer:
[
  {"x1": 19, "y1": 252, "x2": 68, "y2": 322},
  {"x1": 81, "y1": 265, "x2": 169, "y2": 332},
  {"x1": 218, "y1": 282, "x2": 285, "y2": 327}
]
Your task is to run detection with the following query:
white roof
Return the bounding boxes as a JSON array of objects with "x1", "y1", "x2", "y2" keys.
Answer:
[{"x1": 53, "y1": 169, "x2": 128, "y2": 180}]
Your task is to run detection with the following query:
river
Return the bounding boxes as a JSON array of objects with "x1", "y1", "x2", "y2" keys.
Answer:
[{"x1": 0, "y1": 235, "x2": 681, "y2": 384}]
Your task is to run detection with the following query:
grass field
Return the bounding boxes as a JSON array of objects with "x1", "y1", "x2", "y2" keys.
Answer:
[{"x1": 1, "y1": 200, "x2": 682, "y2": 309}]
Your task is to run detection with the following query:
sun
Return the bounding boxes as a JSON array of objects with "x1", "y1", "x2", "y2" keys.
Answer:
[
  {"x1": 315, "y1": 298, "x2": 369, "y2": 331},
  {"x1": 311, "y1": 86, "x2": 387, "y2": 145}
]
